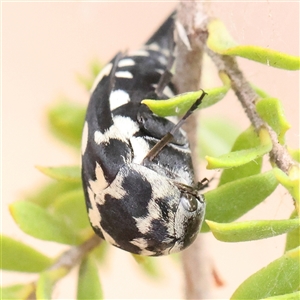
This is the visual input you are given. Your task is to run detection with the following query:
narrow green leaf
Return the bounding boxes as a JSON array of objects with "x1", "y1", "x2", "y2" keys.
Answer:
[
  {"x1": 142, "y1": 85, "x2": 229, "y2": 117},
  {"x1": 251, "y1": 84, "x2": 271, "y2": 98},
  {"x1": 288, "y1": 147, "x2": 300, "y2": 163},
  {"x1": 256, "y1": 98, "x2": 291, "y2": 144},
  {"x1": 218, "y1": 126, "x2": 263, "y2": 186},
  {"x1": 77, "y1": 256, "x2": 103, "y2": 300},
  {"x1": 207, "y1": 19, "x2": 300, "y2": 70},
  {"x1": 132, "y1": 254, "x2": 161, "y2": 279},
  {"x1": 206, "y1": 128, "x2": 272, "y2": 169},
  {"x1": 36, "y1": 268, "x2": 68, "y2": 300},
  {"x1": 1, "y1": 235, "x2": 54, "y2": 272},
  {"x1": 285, "y1": 210, "x2": 300, "y2": 252},
  {"x1": 47, "y1": 100, "x2": 86, "y2": 148},
  {"x1": 36, "y1": 165, "x2": 81, "y2": 183},
  {"x1": 198, "y1": 117, "x2": 240, "y2": 158},
  {"x1": 51, "y1": 189, "x2": 91, "y2": 232},
  {"x1": 90, "y1": 242, "x2": 109, "y2": 265},
  {"x1": 225, "y1": 46, "x2": 300, "y2": 70},
  {"x1": 10, "y1": 201, "x2": 81, "y2": 245},
  {"x1": 274, "y1": 167, "x2": 299, "y2": 202},
  {"x1": 261, "y1": 291, "x2": 300, "y2": 300},
  {"x1": 27, "y1": 180, "x2": 82, "y2": 208},
  {"x1": 231, "y1": 247, "x2": 300, "y2": 299},
  {"x1": 0, "y1": 283, "x2": 35, "y2": 300},
  {"x1": 77, "y1": 59, "x2": 103, "y2": 91},
  {"x1": 202, "y1": 170, "x2": 278, "y2": 232},
  {"x1": 206, "y1": 218, "x2": 300, "y2": 243}
]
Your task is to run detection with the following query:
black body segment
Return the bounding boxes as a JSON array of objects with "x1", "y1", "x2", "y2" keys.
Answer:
[{"x1": 81, "y1": 13, "x2": 206, "y2": 256}]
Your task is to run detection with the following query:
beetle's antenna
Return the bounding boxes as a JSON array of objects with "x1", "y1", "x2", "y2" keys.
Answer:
[{"x1": 144, "y1": 90, "x2": 207, "y2": 162}]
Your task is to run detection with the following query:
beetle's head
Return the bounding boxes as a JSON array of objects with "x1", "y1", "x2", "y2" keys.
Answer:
[{"x1": 168, "y1": 182, "x2": 206, "y2": 254}]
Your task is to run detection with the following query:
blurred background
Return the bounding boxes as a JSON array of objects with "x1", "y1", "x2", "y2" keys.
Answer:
[{"x1": 2, "y1": 2, "x2": 299, "y2": 299}]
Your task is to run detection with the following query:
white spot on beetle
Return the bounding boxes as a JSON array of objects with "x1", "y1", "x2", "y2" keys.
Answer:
[
  {"x1": 130, "y1": 238, "x2": 156, "y2": 256},
  {"x1": 94, "y1": 130, "x2": 104, "y2": 144},
  {"x1": 101, "y1": 228, "x2": 119, "y2": 246},
  {"x1": 89, "y1": 162, "x2": 108, "y2": 194},
  {"x1": 90, "y1": 63, "x2": 113, "y2": 93},
  {"x1": 118, "y1": 58, "x2": 135, "y2": 68},
  {"x1": 130, "y1": 137, "x2": 150, "y2": 164},
  {"x1": 131, "y1": 49, "x2": 149, "y2": 57},
  {"x1": 158, "y1": 56, "x2": 167, "y2": 65},
  {"x1": 87, "y1": 187, "x2": 101, "y2": 228},
  {"x1": 81, "y1": 121, "x2": 88, "y2": 155},
  {"x1": 113, "y1": 116, "x2": 139, "y2": 139},
  {"x1": 94, "y1": 127, "x2": 126, "y2": 145},
  {"x1": 145, "y1": 43, "x2": 160, "y2": 51},
  {"x1": 92, "y1": 167, "x2": 128, "y2": 203},
  {"x1": 88, "y1": 186, "x2": 120, "y2": 247},
  {"x1": 93, "y1": 116, "x2": 138, "y2": 147},
  {"x1": 115, "y1": 71, "x2": 133, "y2": 79},
  {"x1": 109, "y1": 89, "x2": 130, "y2": 111},
  {"x1": 133, "y1": 215, "x2": 152, "y2": 234}
]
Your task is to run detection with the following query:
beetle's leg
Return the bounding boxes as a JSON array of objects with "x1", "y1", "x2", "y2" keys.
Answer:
[
  {"x1": 196, "y1": 177, "x2": 210, "y2": 190},
  {"x1": 143, "y1": 90, "x2": 207, "y2": 162}
]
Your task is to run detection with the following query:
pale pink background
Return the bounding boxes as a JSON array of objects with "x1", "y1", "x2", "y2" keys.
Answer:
[{"x1": 2, "y1": 2, "x2": 299, "y2": 299}]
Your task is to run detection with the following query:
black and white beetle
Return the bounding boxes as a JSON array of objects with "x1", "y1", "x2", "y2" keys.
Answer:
[{"x1": 81, "y1": 13, "x2": 206, "y2": 256}]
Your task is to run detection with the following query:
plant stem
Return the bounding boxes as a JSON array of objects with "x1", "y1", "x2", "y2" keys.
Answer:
[
  {"x1": 202, "y1": 47, "x2": 295, "y2": 174},
  {"x1": 175, "y1": 2, "x2": 212, "y2": 299},
  {"x1": 27, "y1": 235, "x2": 101, "y2": 300}
]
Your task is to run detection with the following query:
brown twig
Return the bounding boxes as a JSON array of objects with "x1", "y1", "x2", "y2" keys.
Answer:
[
  {"x1": 27, "y1": 235, "x2": 101, "y2": 299},
  {"x1": 174, "y1": 2, "x2": 212, "y2": 299},
  {"x1": 201, "y1": 47, "x2": 296, "y2": 174}
]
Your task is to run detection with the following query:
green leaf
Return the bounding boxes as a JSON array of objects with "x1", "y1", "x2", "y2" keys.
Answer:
[
  {"x1": 1, "y1": 235, "x2": 53, "y2": 272},
  {"x1": 10, "y1": 201, "x2": 82, "y2": 245},
  {"x1": 207, "y1": 19, "x2": 300, "y2": 70},
  {"x1": 206, "y1": 128, "x2": 272, "y2": 169},
  {"x1": 206, "y1": 218, "x2": 300, "y2": 243},
  {"x1": 27, "y1": 180, "x2": 82, "y2": 208},
  {"x1": 288, "y1": 147, "x2": 300, "y2": 163},
  {"x1": 256, "y1": 98, "x2": 291, "y2": 144},
  {"x1": 251, "y1": 84, "x2": 271, "y2": 98},
  {"x1": 231, "y1": 247, "x2": 300, "y2": 299},
  {"x1": 77, "y1": 255, "x2": 103, "y2": 300},
  {"x1": 274, "y1": 167, "x2": 299, "y2": 202},
  {"x1": 261, "y1": 291, "x2": 300, "y2": 300},
  {"x1": 285, "y1": 210, "x2": 300, "y2": 252},
  {"x1": 36, "y1": 165, "x2": 81, "y2": 183},
  {"x1": 77, "y1": 59, "x2": 103, "y2": 91},
  {"x1": 202, "y1": 170, "x2": 278, "y2": 232},
  {"x1": 90, "y1": 242, "x2": 109, "y2": 265},
  {"x1": 51, "y1": 189, "x2": 91, "y2": 232},
  {"x1": 132, "y1": 254, "x2": 161, "y2": 279},
  {"x1": 198, "y1": 117, "x2": 240, "y2": 158},
  {"x1": 218, "y1": 126, "x2": 263, "y2": 186},
  {"x1": 142, "y1": 85, "x2": 229, "y2": 117},
  {"x1": 36, "y1": 268, "x2": 68, "y2": 300},
  {"x1": 47, "y1": 100, "x2": 86, "y2": 148},
  {"x1": 0, "y1": 283, "x2": 35, "y2": 300}
]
